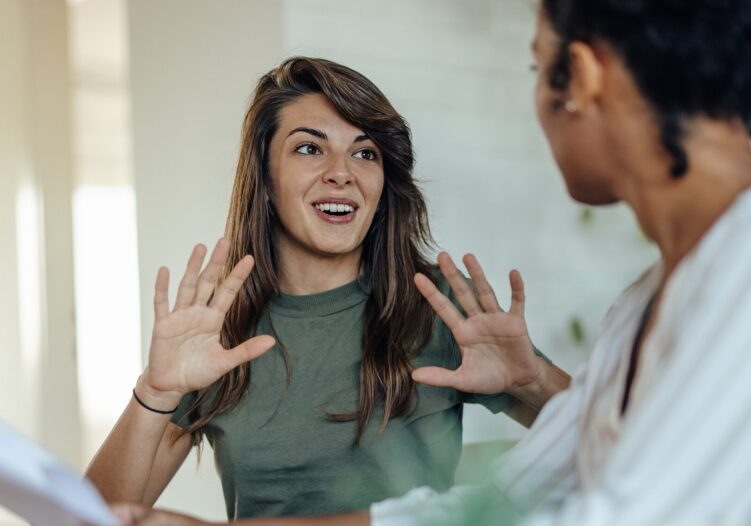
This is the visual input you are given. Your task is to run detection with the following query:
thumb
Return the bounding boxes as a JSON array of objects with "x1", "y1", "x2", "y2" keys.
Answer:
[
  {"x1": 412, "y1": 366, "x2": 462, "y2": 389},
  {"x1": 222, "y1": 335, "x2": 276, "y2": 370}
]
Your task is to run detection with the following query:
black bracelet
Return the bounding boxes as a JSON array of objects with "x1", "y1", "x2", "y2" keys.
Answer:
[{"x1": 132, "y1": 388, "x2": 179, "y2": 415}]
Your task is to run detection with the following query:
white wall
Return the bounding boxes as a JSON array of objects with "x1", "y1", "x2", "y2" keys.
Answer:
[
  {"x1": 127, "y1": 1, "x2": 285, "y2": 519},
  {"x1": 128, "y1": 0, "x2": 285, "y2": 357},
  {"x1": 0, "y1": 0, "x2": 34, "y2": 445},
  {"x1": 0, "y1": 1, "x2": 81, "y2": 524},
  {"x1": 0, "y1": 0, "x2": 81, "y2": 465},
  {"x1": 27, "y1": 0, "x2": 82, "y2": 470}
]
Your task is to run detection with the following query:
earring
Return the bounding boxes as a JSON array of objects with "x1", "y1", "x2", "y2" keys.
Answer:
[{"x1": 565, "y1": 100, "x2": 578, "y2": 113}]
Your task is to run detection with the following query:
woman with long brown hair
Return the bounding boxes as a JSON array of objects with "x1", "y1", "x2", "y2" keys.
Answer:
[{"x1": 88, "y1": 57, "x2": 565, "y2": 521}]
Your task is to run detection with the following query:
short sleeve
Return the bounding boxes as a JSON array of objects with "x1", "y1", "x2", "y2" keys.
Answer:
[{"x1": 461, "y1": 391, "x2": 514, "y2": 414}]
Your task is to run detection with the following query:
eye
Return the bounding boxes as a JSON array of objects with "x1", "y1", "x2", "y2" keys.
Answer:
[
  {"x1": 295, "y1": 143, "x2": 321, "y2": 155},
  {"x1": 353, "y1": 148, "x2": 379, "y2": 161},
  {"x1": 529, "y1": 63, "x2": 539, "y2": 73}
]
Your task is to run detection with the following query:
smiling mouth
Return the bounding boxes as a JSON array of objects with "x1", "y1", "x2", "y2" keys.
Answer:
[
  {"x1": 312, "y1": 201, "x2": 358, "y2": 224},
  {"x1": 314, "y1": 202, "x2": 356, "y2": 216}
]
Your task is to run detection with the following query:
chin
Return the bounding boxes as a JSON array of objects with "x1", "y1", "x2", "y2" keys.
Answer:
[
  {"x1": 312, "y1": 240, "x2": 361, "y2": 258},
  {"x1": 561, "y1": 170, "x2": 620, "y2": 206},
  {"x1": 567, "y1": 185, "x2": 621, "y2": 206}
]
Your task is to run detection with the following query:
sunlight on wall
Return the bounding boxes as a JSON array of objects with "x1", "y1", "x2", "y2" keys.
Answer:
[
  {"x1": 72, "y1": 185, "x2": 141, "y2": 460},
  {"x1": 15, "y1": 179, "x2": 42, "y2": 436}
]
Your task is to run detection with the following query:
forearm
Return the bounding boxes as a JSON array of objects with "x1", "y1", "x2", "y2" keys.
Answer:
[
  {"x1": 86, "y1": 376, "x2": 182, "y2": 503},
  {"x1": 510, "y1": 362, "x2": 570, "y2": 412}
]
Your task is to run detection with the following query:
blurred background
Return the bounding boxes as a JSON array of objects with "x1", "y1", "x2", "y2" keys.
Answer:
[{"x1": 0, "y1": 0, "x2": 657, "y2": 523}]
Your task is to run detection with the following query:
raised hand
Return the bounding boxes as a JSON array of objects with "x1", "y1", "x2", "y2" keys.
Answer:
[
  {"x1": 412, "y1": 252, "x2": 543, "y2": 397},
  {"x1": 137, "y1": 238, "x2": 275, "y2": 408}
]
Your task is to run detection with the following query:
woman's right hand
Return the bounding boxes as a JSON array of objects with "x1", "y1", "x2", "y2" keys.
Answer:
[{"x1": 136, "y1": 238, "x2": 275, "y2": 409}]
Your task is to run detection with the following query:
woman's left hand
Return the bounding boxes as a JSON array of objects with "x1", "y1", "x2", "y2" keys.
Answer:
[{"x1": 413, "y1": 252, "x2": 547, "y2": 400}]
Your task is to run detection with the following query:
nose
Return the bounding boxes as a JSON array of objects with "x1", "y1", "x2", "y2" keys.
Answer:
[{"x1": 323, "y1": 154, "x2": 353, "y2": 186}]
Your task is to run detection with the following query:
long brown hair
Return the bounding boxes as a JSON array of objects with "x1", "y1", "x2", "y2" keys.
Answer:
[{"x1": 178, "y1": 57, "x2": 436, "y2": 445}]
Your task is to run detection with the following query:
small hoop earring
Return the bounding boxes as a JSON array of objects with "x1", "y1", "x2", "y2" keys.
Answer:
[{"x1": 565, "y1": 100, "x2": 578, "y2": 113}]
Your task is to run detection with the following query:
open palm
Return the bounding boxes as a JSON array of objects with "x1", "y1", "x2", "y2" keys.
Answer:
[
  {"x1": 413, "y1": 252, "x2": 543, "y2": 395},
  {"x1": 142, "y1": 239, "x2": 275, "y2": 399}
]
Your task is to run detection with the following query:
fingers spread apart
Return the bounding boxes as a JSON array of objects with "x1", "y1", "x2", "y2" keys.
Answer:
[
  {"x1": 414, "y1": 272, "x2": 466, "y2": 331},
  {"x1": 437, "y1": 252, "x2": 482, "y2": 317},
  {"x1": 194, "y1": 238, "x2": 230, "y2": 306},
  {"x1": 173, "y1": 244, "x2": 207, "y2": 311},
  {"x1": 209, "y1": 255, "x2": 254, "y2": 315},
  {"x1": 462, "y1": 253, "x2": 502, "y2": 313}
]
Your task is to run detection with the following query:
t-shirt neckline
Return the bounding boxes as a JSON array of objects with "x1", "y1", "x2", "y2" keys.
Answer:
[{"x1": 270, "y1": 274, "x2": 372, "y2": 317}]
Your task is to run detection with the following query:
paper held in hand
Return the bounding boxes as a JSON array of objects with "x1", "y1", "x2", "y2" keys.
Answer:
[{"x1": 0, "y1": 420, "x2": 118, "y2": 526}]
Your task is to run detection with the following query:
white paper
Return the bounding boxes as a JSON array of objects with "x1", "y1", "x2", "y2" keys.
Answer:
[{"x1": 0, "y1": 420, "x2": 118, "y2": 526}]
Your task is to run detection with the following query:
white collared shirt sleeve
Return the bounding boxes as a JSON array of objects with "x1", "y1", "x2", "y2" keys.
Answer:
[
  {"x1": 518, "y1": 346, "x2": 751, "y2": 524},
  {"x1": 373, "y1": 320, "x2": 751, "y2": 526},
  {"x1": 513, "y1": 191, "x2": 751, "y2": 525},
  {"x1": 371, "y1": 367, "x2": 587, "y2": 526}
]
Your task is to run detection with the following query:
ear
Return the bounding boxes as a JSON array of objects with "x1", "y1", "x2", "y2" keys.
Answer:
[{"x1": 567, "y1": 41, "x2": 605, "y2": 112}]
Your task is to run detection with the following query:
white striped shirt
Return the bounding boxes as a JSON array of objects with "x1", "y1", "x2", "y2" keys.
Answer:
[{"x1": 372, "y1": 188, "x2": 751, "y2": 525}]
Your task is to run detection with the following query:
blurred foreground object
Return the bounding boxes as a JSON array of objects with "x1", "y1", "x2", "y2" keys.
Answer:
[{"x1": 0, "y1": 420, "x2": 117, "y2": 526}]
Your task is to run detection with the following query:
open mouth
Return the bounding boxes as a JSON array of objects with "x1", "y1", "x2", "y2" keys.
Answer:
[
  {"x1": 314, "y1": 202, "x2": 356, "y2": 216},
  {"x1": 313, "y1": 198, "x2": 358, "y2": 225}
]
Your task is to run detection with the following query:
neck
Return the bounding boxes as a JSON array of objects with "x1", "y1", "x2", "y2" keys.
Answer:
[
  {"x1": 619, "y1": 120, "x2": 751, "y2": 277},
  {"x1": 276, "y1": 237, "x2": 362, "y2": 295}
]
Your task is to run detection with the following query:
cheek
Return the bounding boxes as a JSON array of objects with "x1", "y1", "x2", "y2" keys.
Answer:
[
  {"x1": 363, "y1": 169, "x2": 385, "y2": 206},
  {"x1": 534, "y1": 77, "x2": 544, "y2": 118},
  {"x1": 269, "y1": 177, "x2": 303, "y2": 230},
  {"x1": 273, "y1": 162, "x2": 310, "y2": 206},
  {"x1": 534, "y1": 79, "x2": 555, "y2": 136}
]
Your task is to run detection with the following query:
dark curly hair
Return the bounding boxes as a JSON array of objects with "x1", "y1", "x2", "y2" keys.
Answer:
[{"x1": 542, "y1": 0, "x2": 751, "y2": 177}]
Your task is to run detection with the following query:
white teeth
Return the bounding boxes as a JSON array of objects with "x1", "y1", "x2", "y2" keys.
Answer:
[{"x1": 315, "y1": 203, "x2": 354, "y2": 213}]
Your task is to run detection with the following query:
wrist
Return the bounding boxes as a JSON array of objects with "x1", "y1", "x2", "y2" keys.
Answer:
[
  {"x1": 509, "y1": 360, "x2": 568, "y2": 410},
  {"x1": 135, "y1": 372, "x2": 183, "y2": 411}
]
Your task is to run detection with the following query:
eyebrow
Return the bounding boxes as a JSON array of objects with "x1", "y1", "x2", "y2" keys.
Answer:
[
  {"x1": 288, "y1": 127, "x2": 327, "y2": 140},
  {"x1": 287, "y1": 127, "x2": 372, "y2": 144}
]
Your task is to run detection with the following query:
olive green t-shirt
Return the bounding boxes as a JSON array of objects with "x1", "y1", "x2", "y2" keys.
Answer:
[{"x1": 172, "y1": 274, "x2": 548, "y2": 519}]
